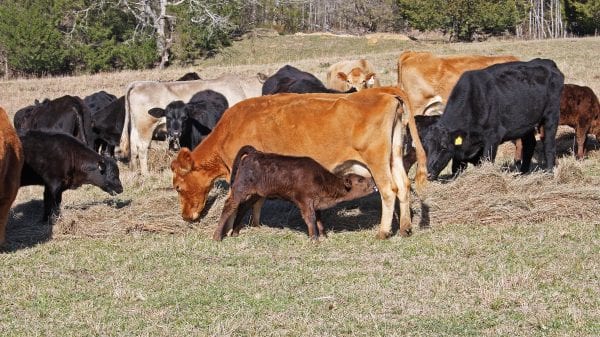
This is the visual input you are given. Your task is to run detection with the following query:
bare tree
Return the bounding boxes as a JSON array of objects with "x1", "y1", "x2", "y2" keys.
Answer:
[{"x1": 527, "y1": 0, "x2": 564, "y2": 39}]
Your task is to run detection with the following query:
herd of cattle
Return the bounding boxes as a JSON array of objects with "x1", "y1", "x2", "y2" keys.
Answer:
[{"x1": 1, "y1": 52, "x2": 599, "y2": 245}]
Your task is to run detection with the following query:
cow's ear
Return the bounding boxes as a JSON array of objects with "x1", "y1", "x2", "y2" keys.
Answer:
[
  {"x1": 337, "y1": 72, "x2": 348, "y2": 82},
  {"x1": 343, "y1": 175, "x2": 353, "y2": 191},
  {"x1": 183, "y1": 104, "x2": 195, "y2": 116},
  {"x1": 172, "y1": 147, "x2": 194, "y2": 174},
  {"x1": 148, "y1": 107, "x2": 165, "y2": 118}
]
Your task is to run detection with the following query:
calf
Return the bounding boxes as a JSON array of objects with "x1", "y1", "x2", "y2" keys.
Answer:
[
  {"x1": 262, "y1": 65, "x2": 354, "y2": 95},
  {"x1": 148, "y1": 89, "x2": 229, "y2": 150},
  {"x1": 0, "y1": 107, "x2": 24, "y2": 246},
  {"x1": 19, "y1": 131, "x2": 123, "y2": 224},
  {"x1": 326, "y1": 59, "x2": 380, "y2": 92},
  {"x1": 90, "y1": 96, "x2": 126, "y2": 157},
  {"x1": 559, "y1": 84, "x2": 600, "y2": 158},
  {"x1": 423, "y1": 59, "x2": 564, "y2": 180},
  {"x1": 212, "y1": 146, "x2": 377, "y2": 241}
]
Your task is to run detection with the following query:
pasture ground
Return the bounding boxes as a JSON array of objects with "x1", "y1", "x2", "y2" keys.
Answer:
[{"x1": 1, "y1": 35, "x2": 599, "y2": 336}]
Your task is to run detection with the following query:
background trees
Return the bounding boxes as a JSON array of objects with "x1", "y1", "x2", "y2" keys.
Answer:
[{"x1": 0, "y1": 0, "x2": 598, "y2": 76}]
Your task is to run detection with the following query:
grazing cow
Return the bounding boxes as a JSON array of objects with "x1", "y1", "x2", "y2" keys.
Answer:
[
  {"x1": 19, "y1": 131, "x2": 123, "y2": 224},
  {"x1": 13, "y1": 95, "x2": 93, "y2": 146},
  {"x1": 558, "y1": 84, "x2": 600, "y2": 159},
  {"x1": 117, "y1": 73, "x2": 263, "y2": 174},
  {"x1": 213, "y1": 145, "x2": 377, "y2": 241},
  {"x1": 171, "y1": 87, "x2": 428, "y2": 239},
  {"x1": 397, "y1": 51, "x2": 519, "y2": 116},
  {"x1": 148, "y1": 89, "x2": 229, "y2": 151},
  {"x1": 262, "y1": 65, "x2": 355, "y2": 95},
  {"x1": 326, "y1": 59, "x2": 380, "y2": 92},
  {"x1": 0, "y1": 107, "x2": 24, "y2": 246},
  {"x1": 423, "y1": 59, "x2": 564, "y2": 180},
  {"x1": 84, "y1": 90, "x2": 118, "y2": 115}
]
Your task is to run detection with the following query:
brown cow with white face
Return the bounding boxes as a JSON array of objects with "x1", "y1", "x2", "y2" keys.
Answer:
[
  {"x1": 0, "y1": 107, "x2": 24, "y2": 246},
  {"x1": 326, "y1": 59, "x2": 380, "y2": 92},
  {"x1": 171, "y1": 87, "x2": 427, "y2": 239}
]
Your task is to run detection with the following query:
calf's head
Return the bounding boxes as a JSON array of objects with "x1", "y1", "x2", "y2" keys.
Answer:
[
  {"x1": 342, "y1": 174, "x2": 377, "y2": 200},
  {"x1": 148, "y1": 101, "x2": 190, "y2": 150},
  {"x1": 171, "y1": 148, "x2": 215, "y2": 222},
  {"x1": 84, "y1": 157, "x2": 123, "y2": 195},
  {"x1": 337, "y1": 68, "x2": 376, "y2": 91}
]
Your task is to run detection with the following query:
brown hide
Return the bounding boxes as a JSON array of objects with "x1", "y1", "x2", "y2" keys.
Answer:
[
  {"x1": 171, "y1": 87, "x2": 427, "y2": 239},
  {"x1": 0, "y1": 107, "x2": 24, "y2": 246},
  {"x1": 397, "y1": 51, "x2": 519, "y2": 116},
  {"x1": 559, "y1": 84, "x2": 600, "y2": 159}
]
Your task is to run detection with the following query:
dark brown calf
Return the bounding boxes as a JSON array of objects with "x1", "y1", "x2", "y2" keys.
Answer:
[
  {"x1": 558, "y1": 84, "x2": 600, "y2": 159},
  {"x1": 212, "y1": 145, "x2": 377, "y2": 241}
]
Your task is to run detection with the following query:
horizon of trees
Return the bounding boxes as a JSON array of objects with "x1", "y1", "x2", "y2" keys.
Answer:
[{"x1": 0, "y1": 0, "x2": 598, "y2": 77}]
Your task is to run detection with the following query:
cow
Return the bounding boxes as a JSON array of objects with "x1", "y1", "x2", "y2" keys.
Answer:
[
  {"x1": 83, "y1": 90, "x2": 118, "y2": 115},
  {"x1": 397, "y1": 51, "x2": 519, "y2": 117},
  {"x1": 326, "y1": 59, "x2": 380, "y2": 92},
  {"x1": 170, "y1": 87, "x2": 428, "y2": 239},
  {"x1": 117, "y1": 73, "x2": 263, "y2": 174},
  {"x1": 176, "y1": 72, "x2": 201, "y2": 81},
  {"x1": 517, "y1": 84, "x2": 600, "y2": 160},
  {"x1": 262, "y1": 65, "x2": 355, "y2": 95},
  {"x1": 19, "y1": 131, "x2": 123, "y2": 224},
  {"x1": 147, "y1": 89, "x2": 229, "y2": 151},
  {"x1": 213, "y1": 145, "x2": 377, "y2": 241},
  {"x1": 13, "y1": 95, "x2": 93, "y2": 147},
  {"x1": 0, "y1": 107, "x2": 24, "y2": 246},
  {"x1": 89, "y1": 96, "x2": 126, "y2": 157},
  {"x1": 422, "y1": 59, "x2": 564, "y2": 180}
]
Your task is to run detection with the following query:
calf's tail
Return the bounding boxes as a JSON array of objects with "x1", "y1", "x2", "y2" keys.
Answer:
[{"x1": 230, "y1": 145, "x2": 258, "y2": 185}]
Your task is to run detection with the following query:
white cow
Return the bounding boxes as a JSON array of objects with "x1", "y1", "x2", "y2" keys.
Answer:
[{"x1": 117, "y1": 74, "x2": 263, "y2": 174}]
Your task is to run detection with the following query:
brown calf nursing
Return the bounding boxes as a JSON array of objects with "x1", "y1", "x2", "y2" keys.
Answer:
[{"x1": 212, "y1": 146, "x2": 377, "y2": 241}]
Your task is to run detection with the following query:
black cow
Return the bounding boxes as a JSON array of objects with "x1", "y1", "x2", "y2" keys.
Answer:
[
  {"x1": 84, "y1": 90, "x2": 118, "y2": 115},
  {"x1": 423, "y1": 58, "x2": 564, "y2": 180},
  {"x1": 89, "y1": 96, "x2": 126, "y2": 157},
  {"x1": 262, "y1": 65, "x2": 355, "y2": 95},
  {"x1": 176, "y1": 72, "x2": 201, "y2": 81},
  {"x1": 19, "y1": 131, "x2": 123, "y2": 224},
  {"x1": 147, "y1": 90, "x2": 228, "y2": 151},
  {"x1": 14, "y1": 95, "x2": 93, "y2": 146}
]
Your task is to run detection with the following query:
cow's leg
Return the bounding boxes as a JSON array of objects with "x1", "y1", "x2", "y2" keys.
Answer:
[
  {"x1": 298, "y1": 202, "x2": 318, "y2": 241},
  {"x1": 513, "y1": 139, "x2": 523, "y2": 169},
  {"x1": 315, "y1": 210, "x2": 326, "y2": 238},
  {"x1": 249, "y1": 197, "x2": 265, "y2": 227},
  {"x1": 520, "y1": 130, "x2": 536, "y2": 173},
  {"x1": 0, "y1": 199, "x2": 11, "y2": 246},
  {"x1": 43, "y1": 185, "x2": 63, "y2": 225},
  {"x1": 213, "y1": 194, "x2": 242, "y2": 241},
  {"x1": 390, "y1": 119, "x2": 414, "y2": 237},
  {"x1": 575, "y1": 125, "x2": 588, "y2": 159},
  {"x1": 541, "y1": 120, "x2": 558, "y2": 171}
]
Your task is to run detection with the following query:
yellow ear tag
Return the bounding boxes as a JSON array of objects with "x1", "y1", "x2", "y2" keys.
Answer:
[{"x1": 454, "y1": 136, "x2": 463, "y2": 146}]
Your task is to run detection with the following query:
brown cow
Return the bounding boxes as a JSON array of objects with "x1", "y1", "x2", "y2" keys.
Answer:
[
  {"x1": 213, "y1": 145, "x2": 377, "y2": 241},
  {"x1": 558, "y1": 84, "x2": 600, "y2": 159},
  {"x1": 397, "y1": 51, "x2": 519, "y2": 116},
  {"x1": 0, "y1": 107, "x2": 24, "y2": 246},
  {"x1": 326, "y1": 59, "x2": 381, "y2": 92},
  {"x1": 171, "y1": 88, "x2": 427, "y2": 239}
]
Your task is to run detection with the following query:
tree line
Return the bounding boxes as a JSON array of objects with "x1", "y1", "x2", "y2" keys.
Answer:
[{"x1": 0, "y1": 0, "x2": 598, "y2": 77}]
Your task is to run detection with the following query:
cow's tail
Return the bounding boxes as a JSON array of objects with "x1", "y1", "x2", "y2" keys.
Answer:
[
  {"x1": 118, "y1": 83, "x2": 135, "y2": 160},
  {"x1": 230, "y1": 145, "x2": 257, "y2": 185},
  {"x1": 395, "y1": 89, "x2": 427, "y2": 194}
]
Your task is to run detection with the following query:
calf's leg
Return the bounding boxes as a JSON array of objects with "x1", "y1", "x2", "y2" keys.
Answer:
[
  {"x1": 43, "y1": 185, "x2": 63, "y2": 225},
  {"x1": 297, "y1": 202, "x2": 319, "y2": 241},
  {"x1": 213, "y1": 195, "x2": 240, "y2": 241}
]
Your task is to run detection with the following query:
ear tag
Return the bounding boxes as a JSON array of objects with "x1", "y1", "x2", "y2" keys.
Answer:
[{"x1": 454, "y1": 136, "x2": 463, "y2": 146}]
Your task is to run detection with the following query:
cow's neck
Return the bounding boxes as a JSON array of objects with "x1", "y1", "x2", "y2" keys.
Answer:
[{"x1": 190, "y1": 132, "x2": 228, "y2": 180}]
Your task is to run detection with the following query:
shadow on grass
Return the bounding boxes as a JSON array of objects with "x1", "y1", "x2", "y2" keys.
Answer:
[{"x1": 2, "y1": 198, "x2": 133, "y2": 253}]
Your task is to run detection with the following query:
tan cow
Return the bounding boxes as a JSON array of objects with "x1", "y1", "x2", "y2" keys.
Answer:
[
  {"x1": 171, "y1": 87, "x2": 427, "y2": 239},
  {"x1": 326, "y1": 59, "x2": 381, "y2": 92},
  {"x1": 117, "y1": 74, "x2": 263, "y2": 174},
  {"x1": 397, "y1": 51, "x2": 519, "y2": 116},
  {"x1": 0, "y1": 107, "x2": 24, "y2": 246}
]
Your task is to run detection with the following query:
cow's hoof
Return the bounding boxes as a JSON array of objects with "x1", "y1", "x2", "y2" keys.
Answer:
[
  {"x1": 212, "y1": 233, "x2": 224, "y2": 241},
  {"x1": 376, "y1": 230, "x2": 392, "y2": 240},
  {"x1": 399, "y1": 227, "x2": 413, "y2": 237}
]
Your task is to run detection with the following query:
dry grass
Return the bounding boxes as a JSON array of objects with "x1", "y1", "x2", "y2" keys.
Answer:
[{"x1": 1, "y1": 35, "x2": 599, "y2": 336}]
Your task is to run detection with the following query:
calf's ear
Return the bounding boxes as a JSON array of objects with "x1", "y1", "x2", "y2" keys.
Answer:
[
  {"x1": 148, "y1": 107, "x2": 165, "y2": 118},
  {"x1": 337, "y1": 72, "x2": 349, "y2": 82},
  {"x1": 343, "y1": 176, "x2": 353, "y2": 191},
  {"x1": 171, "y1": 147, "x2": 194, "y2": 175}
]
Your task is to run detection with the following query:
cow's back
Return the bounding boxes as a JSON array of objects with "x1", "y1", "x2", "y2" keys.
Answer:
[{"x1": 0, "y1": 107, "x2": 24, "y2": 245}]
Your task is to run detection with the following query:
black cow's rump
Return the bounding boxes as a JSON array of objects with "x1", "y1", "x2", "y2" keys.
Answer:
[{"x1": 262, "y1": 65, "x2": 356, "y2": 95}]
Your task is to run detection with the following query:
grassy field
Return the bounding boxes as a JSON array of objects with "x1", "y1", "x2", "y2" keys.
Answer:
[{"x1": 1, "y1": 35, "x2": 599, "y2": 336}]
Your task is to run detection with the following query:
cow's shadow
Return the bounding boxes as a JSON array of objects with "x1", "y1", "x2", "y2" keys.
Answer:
[{"x1": 2, "y1": 198, "x2": 132, "y2": 253}]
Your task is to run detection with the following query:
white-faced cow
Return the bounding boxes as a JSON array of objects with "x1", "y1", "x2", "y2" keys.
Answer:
[
  {"x1": 326, "y1": 59, "x2": 380, "y2": 92},
  {"x1": 117, "y1": 74, "x2": 263, "y2": 174}
]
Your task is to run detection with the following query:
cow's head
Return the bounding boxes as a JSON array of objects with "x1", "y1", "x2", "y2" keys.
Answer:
[
  {"x1": 84, "y1": 156, "x2": 123, "y2": 195},
  {"x1": 171, "y1": 148, "x2": 214, "y2": 222},
  {"x1": 149, "y1": 101, "x2": 190, "y2": 150},
  {"x1": 337, "y1": 68, "x2": 376, "y2": 91},
  {"x1": 423, "y1": 124, "x2": 466, "y2": 180}
]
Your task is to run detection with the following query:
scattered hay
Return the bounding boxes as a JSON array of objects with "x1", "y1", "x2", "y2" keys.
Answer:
[{"x1": 419, "y1": 159, "x2": 600, "y2": 228}]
